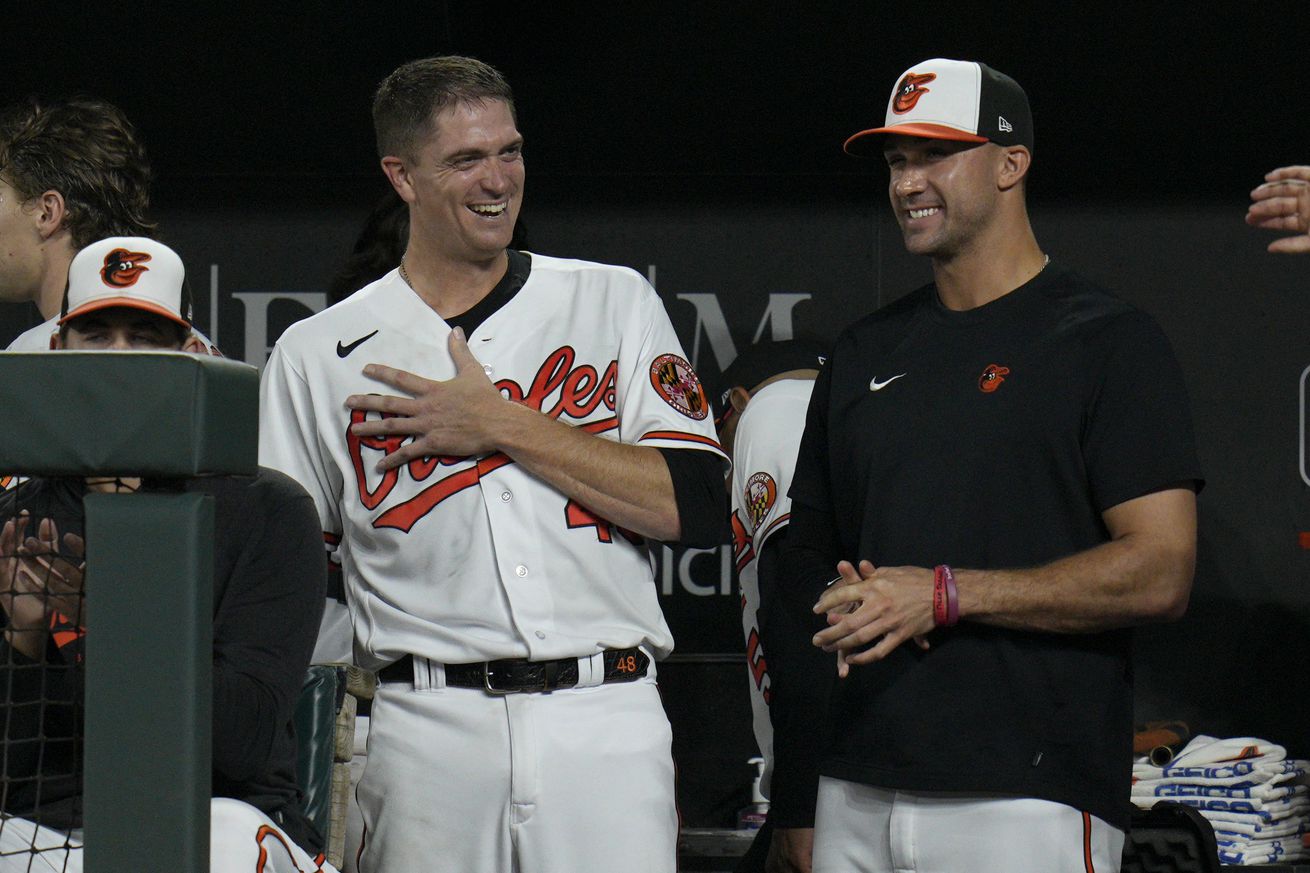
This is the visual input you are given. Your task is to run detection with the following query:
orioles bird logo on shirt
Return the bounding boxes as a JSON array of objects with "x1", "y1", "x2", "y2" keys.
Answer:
[
  {"x1": 978, "y1": 363, "x2": 1011, "y2": 393},
  {"x1": 745, "y1": 472, "x2": 777, "y2": 530},
  {"x1": 649, "y1": 353, "x2": 709, "y2": 420},
  {"x1": 100, "y1": 248, "x2": 152, "y2": 287},
  {"x1": 892, "y1": 72, "x2": 937, "y2": 114}
]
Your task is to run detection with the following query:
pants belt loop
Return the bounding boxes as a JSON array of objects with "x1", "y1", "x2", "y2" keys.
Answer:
[
  {"x1": 575, "y1": 652, "x2": 606, "y2": 688},
  {"x1": 412, "y1": 656, "x2": 447, "y2": 691},
  {"x1": 642, "y1": 648, "x2": 657, "y2": 681}
]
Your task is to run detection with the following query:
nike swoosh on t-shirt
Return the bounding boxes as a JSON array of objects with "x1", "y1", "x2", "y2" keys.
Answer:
[
  {"x1": 336, "y1": 330, "x2": 380, "y2": 358},
  {"x1": 868, "y1": 373, "x2": 907, "y2": 391}
]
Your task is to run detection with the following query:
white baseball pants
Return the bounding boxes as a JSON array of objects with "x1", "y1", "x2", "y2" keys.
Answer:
[
  {"x1": 357, "y1": 664, "x2": 676, "y2": 873},
  {"x1": 812, "y1": 777, "x2": 1125, "y2": 873}
]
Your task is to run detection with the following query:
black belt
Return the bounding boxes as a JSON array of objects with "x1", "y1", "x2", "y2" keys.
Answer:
[{"x1": 378, "y1": 648, "x2": 650, "y2": 694}]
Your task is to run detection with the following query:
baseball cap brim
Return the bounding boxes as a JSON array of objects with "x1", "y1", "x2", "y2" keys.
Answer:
[
  {"x1": 59, "y1": 297, "x2": 192, "y2": 329},
  {"x1": 844, "y1": 124, "x2": 989, "y2": 156}
]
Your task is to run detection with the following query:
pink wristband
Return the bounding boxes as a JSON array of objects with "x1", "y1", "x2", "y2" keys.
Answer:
[
  {"x1": 932, "y1": 565, "x2": 948, "y2": 626},
  {"x1": 940, "y1": 564, "x2": 958, "y2": 626}
]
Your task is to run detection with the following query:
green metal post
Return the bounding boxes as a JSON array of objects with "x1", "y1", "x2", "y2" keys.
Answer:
[{"x1": 83, "y1": 491, "x2": 213, "y2": 872}]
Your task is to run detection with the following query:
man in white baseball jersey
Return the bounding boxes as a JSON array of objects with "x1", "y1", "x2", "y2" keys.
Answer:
[
  {"x1": 258, "y1": 56, "x2": 727, "y2": 873},
  {"x1": 0, "y1": 97, "x2": 217, "y2": 354},
  {"x1": 714, "y1": 340, "x2": 828, "y2": 873}
]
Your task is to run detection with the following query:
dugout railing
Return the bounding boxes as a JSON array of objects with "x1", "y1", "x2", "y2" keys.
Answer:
[{"x1": 0, "y1": 351, "x2": 258, "y2": 872}]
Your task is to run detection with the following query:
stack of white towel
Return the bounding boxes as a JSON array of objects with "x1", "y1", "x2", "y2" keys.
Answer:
[{"x1": 1132, "y1": 735, "x2": 1310, "y2": 866}]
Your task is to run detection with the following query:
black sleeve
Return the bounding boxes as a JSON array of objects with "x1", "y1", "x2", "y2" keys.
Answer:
[
  {"x1": 782, "y1": 360, "x2": 843, "y2": 590},
  {"x1": 657, "y1": 447, "x2": 729, "y2": 548},
  {"x1": 767, "y1": 363, "x2": 845, "y2": 827},
  {"x1": 1082, "y1": 311, "x2": 1204, "y2": 510},
  {"x1": 211, "y1": 472, "x2": 327, "y2": 782},
  {"x1": 759, "y1": 530, "x2": 833, "y2": 828}
]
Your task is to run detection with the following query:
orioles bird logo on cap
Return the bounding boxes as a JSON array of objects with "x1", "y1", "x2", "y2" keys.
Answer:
[
  {"x1": 892, "y1": 72, "x2": 936, "y2": 114},
  {"x1": 100, "y1": 248, "x2": 152, "y2": 288}
]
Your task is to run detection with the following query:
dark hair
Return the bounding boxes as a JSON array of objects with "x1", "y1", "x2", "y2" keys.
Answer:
[
  {"x1": 0, "y1": 96, "x2": 155, "y2": 248},
  {"x1": 327, "y1": 189, "x2": 410, "y2": 306},
  {"x1": 372, "y1": 56, "x2": 516, "y2": 161}
]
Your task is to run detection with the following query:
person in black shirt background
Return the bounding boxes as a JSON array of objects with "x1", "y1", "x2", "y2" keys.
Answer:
[{"x1": 789, "y1": 59, "x2": 1203, "y2": 873}]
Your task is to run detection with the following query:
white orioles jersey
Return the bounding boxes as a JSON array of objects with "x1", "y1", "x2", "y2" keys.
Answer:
[
  {"x1": 259, "y1": 254, "x2": 725, "y2": 670},
  {"x1": 728, "y1": 377, "x2": 815, "y2": 799}
]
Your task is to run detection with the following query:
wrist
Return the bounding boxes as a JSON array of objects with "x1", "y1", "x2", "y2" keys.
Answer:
[{"x1": 483, "y1": 390, "x2": 536, "y2": 453}]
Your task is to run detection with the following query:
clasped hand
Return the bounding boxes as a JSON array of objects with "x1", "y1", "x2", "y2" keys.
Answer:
[
  {"x1": 1, "y1": 511, "x2": 87, "y2": 633},
  {"x1": 811, "y1": 560, "x2": 933, "y2": 677}
]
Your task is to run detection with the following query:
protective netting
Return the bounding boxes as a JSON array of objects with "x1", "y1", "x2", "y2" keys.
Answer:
[{"x1": 0, "y1": 477, "x2": 135, "y2": 871}]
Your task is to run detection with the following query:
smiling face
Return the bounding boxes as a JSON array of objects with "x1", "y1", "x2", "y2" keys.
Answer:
[
  {"x1": 882, "y1": 134, "x2": 1003, "y2": 259},
  {"x1": 394, "y1": 99, "x2": 524, "y2": 268}
]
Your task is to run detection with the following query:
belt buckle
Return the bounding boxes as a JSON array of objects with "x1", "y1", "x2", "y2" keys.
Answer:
[
  {"x1": 483, "y1": 659, "x2": 559, "y2": 694},
  {"x1": 482, "y1": 662, "x2": 516, "y2": 695}
]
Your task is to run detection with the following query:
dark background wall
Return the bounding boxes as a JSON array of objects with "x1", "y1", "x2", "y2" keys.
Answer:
[{"x1": 4, "y1": 4, "x2": 1309, "y2": 826}]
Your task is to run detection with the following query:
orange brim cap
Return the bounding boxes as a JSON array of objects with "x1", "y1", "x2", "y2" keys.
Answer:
[{"x1": 844, "y1": 123, "x2": 989, "y2": 156}]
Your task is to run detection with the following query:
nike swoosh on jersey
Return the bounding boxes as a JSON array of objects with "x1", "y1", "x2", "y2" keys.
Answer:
[
  {"x1": 336, "y1": 330, "x2": 380, "y2": 358},
  {"x1": 868, "y1": 373, "x2": 907, "y2": 391}
]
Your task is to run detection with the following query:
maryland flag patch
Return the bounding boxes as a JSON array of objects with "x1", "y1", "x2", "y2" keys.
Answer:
[
  {"x1": 649, "y1": 353, "x2": 709, "y2": 420},
  {"x1": 744, "y1": 471, "x2": 778, "y2": 530}
]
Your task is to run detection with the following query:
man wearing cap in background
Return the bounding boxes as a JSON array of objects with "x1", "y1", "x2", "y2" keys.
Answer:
[
  {"x1": 787, "y1": 60, "x2": 1204, "y2": 871},
  {"x1": 0, "y1": 237, "x2": 332, "y2": 872},
  {"x1": 714, "y1": 339, "x2": 830, "y2": 873}
]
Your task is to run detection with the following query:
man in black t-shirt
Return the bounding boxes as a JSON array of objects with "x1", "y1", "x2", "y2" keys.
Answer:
[
  {"x1": 790, "y1": 59, "x2": 1203, "y2": 873},
  {"x1": 0, "y1": 237, "x2": 332, "y2": 872}
]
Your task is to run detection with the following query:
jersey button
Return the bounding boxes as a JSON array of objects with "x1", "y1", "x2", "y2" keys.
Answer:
[
  {"x1": 482, "y1": 365, "x2": 494, "y2": 376},
  {"x1": 500, "y1": 491, "x2": 512, "y2": 502},
  {"x1": 515, "y1": 565, "x2": 528, "y2": 577},
  {"x1": 535, "y1": 631, "x2": 546, "y2": 640}
]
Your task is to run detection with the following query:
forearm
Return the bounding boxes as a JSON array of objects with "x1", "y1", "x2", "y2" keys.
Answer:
[
  {"x1": 815, "y1": 489, "x2": 1198, "y2": 667},
  {"x1": 493, "y1": 400, "x2": 681, "y2": 540},
  {"x1": 960, "y1": 513, "x2": 1195, "y2": 633}
]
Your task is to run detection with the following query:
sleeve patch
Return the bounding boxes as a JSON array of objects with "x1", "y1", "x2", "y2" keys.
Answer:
[
  {"x1": 744, "y1": 472, "x2": 778, "y2": 530},
  {"x1": 649, "y1": 353, "x2": 709, "y2": 420}
]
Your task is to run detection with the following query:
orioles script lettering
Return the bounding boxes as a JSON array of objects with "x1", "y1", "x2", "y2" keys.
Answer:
[{"x1": 347, "y1": 346, "x2": 619, "y2": 533}]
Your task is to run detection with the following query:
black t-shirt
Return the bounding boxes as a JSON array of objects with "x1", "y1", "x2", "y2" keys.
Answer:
[
  {"x1": 787, "y1": 263, "x2": 1203, "y2": 829},
  {"x1": 0, "y1": 469, "x2": 326, "y2": 853}
]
